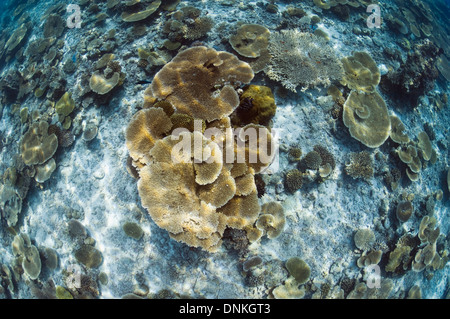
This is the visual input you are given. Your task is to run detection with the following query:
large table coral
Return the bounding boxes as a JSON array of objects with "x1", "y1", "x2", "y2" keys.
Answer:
[
  {"x1": 126, "y1": 46, "x2": 278, "y2": 252},
  {"x1": 150, "y1": 46, "x2": 254, "y2": 122}
]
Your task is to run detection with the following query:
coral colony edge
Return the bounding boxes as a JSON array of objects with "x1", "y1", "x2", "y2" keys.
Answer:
[{"x1": 0, "y1": 0, "x2": 449, "y2": 301}]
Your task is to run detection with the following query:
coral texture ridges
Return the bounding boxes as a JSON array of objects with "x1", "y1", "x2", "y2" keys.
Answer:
[
  {"x1": 266, "y1": 29, "x2": 343, "y2": 92},
  {"x1": 150, "y1": 46, "x2": 254, "y2": 122},
  {"x1": 20, "y1": 121, "x2": 58, "y2": 166},
  {"x1": 126, "y1": 46, "x2": 272, "y2": 252},
  {"x1": 343, "y1": 91, "x2": 391, "y2": 148}
]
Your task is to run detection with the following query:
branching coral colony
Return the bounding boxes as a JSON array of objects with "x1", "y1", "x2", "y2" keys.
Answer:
[{"x1": 126, "y1": 46, "x2": 280, "y2": 252}]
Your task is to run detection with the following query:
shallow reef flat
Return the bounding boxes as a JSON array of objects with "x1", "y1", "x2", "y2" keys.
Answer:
[{"x1": 0, "y1": 0, "x2": 449, "y2": 299}]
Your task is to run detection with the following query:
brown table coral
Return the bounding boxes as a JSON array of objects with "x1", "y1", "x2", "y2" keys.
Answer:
[
  {"x1": 136, "y1": 131, "x2": 253, "y2": 252},
  {"x1": 20, "y1": 121, "x2": 58, "y2": 166},
  {"x1": 125, "y1": 46, "x2": 279, "y2": 252},
  {"x1": 150, "y1": 46, "x2": 254, "y2": 122},
  {"x1": 343, "y1": 91, "x2": 391, "y2": 148}
]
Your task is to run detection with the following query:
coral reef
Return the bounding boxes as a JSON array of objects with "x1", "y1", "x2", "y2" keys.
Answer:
[
  {"x1": 162, "y1": 6, "x2": 213, "y2": 42},
  {"x1": 389, "y1": 115, "x2": 410, "y2": 144},
  {"x1": 43, "y1": 14, "x2": 65, "y2": 38},
  {"x1": 89, "y1": 55, "x2": 125, "y2": 96},
  {"x1": 287, "y1": 146, "x2": 302, "y2": 163},
  {"x1": 34, "y1": 158, "x2": 56, "y2": 183},
  {"x1": 122, "y1": 221, "x2": 144, "y2": 240},
  {"x1": 380, "y1": 39, "x2": 443, "y2": 106},
  {"x1": 284, "y1": 169, "x2": 303, "y2": 193},
  {"x1": 255, "y1": 201, "x2": 286, "y2": 239},
  {"x1": 384, "y1": 208, "x2": 448, "y2": 277},
  {"x1": 0, "y1": 0, "x2": 448, "y2": 301},
  {"x1": 417, "y1": 131, "x2": 432, "y2": 161},
  {"x1": 55, "y1": 92, "x2": 75, "y2": 123},
  {"x1": 137, "y1": 146, "x2": 226, "y2": 251},
  {"x1": 407, "y1": 286, "x2": 422, "y2": 299},
  {"x1": 395, "y1": 130, "x2": 437, "y2": 183},
  {"x1": 346, "y1": 279, "x2": 394, "y2": 299},
  {"x1": 418, "y1": 215, "x2": 440, "y2": 244},
  {"x1": 341, "y1": 51, "x2": 381, "y2": 94},
  {"x1": 74, "y1": 245, "x2": 103, "y2": 269},
  {"x1": 282, "y1": 143, "x2": 337, "y2": 188},
  {"x1": 385, "y1": 242, "x2": 413, "y2": 273},
  {"x1": 230, "y1": 84, "x2": 277, "y2": 127},
  {"x1": 272, "y1": 276, "x2": 305, "y2": 299},
  {"x1": 19, "y1": 121, "x2": 58, "y2": 166},
  {"x1": 448, "y1": 168, "x2": 450, "y2": 192},
  {"x1": 229, "y1": 24, "x2": 270, "y2": 58},
  {"x1": 121, "y1": 0, "x2": 161, "y2": 22},
  {"x1": 313, "y1": 145, "x2": 336, "y2": 178},
  {"x1": 11, "y1": 233, "x2": 42, "y2": 280},
  {"x1": 55, "y1": 286, "x2": 73, "y2": 299},
  {"x1": 2, "y1": 21, "x2": 31, "y2": 63},
  {"x1": 357, "y1": 249, "x2": 382, "y2": 268},
  {"x1": 125, "y1": 107, "x2": 173, "y2": 165},
  {"x1": 82, "y1": 123, "x2": 98, "y2": 142},
  {"x1": 266, "y1": 29, "x2": 343, "y2": 92},
  {"x1": 89, "y1": 71, "x2": 120, "y2": 95},
  {"x1": 150, "y1": 46, "x2": 254, "y2": 122},
  {"x1": 0, "y1": 182, "x2": 23, "y2": 227},
  {"x1": 272, "y1": 257, "x2": 310, "y2": 299},
  {"x1": 412, "y1": 215, "x2": 447, "y2": 272},
  {"x1": 243, "y1": 256, "x2": 263, "y2": 272},
  {"x1": 285, "y1": 257, "x2": 310, "y2": 284},
  {"x1": 124, "y1": 45, "x2": 279, "y2": 252},
  {"x1": 48, "y1": 125, "x2": 75, "y2": 148},
  {"x1": 131, "y1": 110, "x2": 241, "y2": 249},
  {"x1": 354, "y1": 229, "x2": 375, "y2": 251},
  {"x1": 345, "y1": 151, "x2": 374, "y2": 180},
  {"x1": 396, "y1": 201, "x2": 414, "y2": 222},
  {"x1": 169, "y1": 113, "x2": 204, "y2": 134},
  {"x1": 299, "y1": 150, "x2": 322, "y2": 171},
  {"x1": 343, "y1": 91, "x2": 391, "y2": 148}
]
